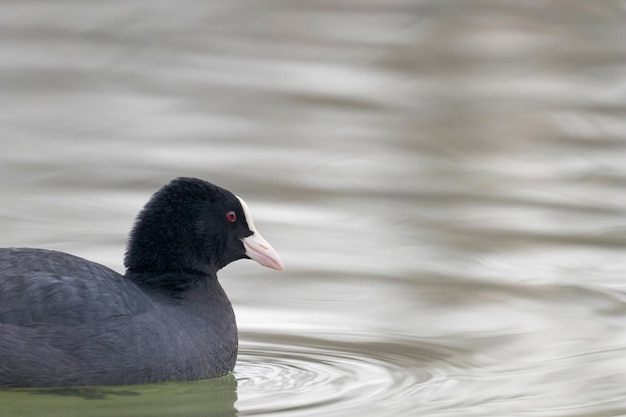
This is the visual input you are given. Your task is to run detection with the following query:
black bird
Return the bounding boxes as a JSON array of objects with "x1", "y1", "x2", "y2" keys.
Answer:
[{"x1": 0, "y1": 177, "x2": 283, "y2": 387}]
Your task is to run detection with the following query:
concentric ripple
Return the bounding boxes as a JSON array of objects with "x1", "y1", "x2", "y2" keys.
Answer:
[{"x1": 235, "y1": 331, "x2": 470, "y2": 416}]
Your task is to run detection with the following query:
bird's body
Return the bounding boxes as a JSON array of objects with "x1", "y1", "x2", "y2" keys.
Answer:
[{"x1": 0, "y1": 178, "x2": 283, "y2": 387}]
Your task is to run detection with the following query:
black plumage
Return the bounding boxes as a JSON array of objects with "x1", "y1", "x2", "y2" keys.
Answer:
[{"x1": 0, "y1": 177, "x2": 283, "y2": 387}]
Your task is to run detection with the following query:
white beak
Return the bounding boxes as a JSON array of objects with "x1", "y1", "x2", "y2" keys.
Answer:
[
  {"x1": 242, "y1": 232, "x2": 284, "y2": 271},
  {"x1": 236, "y1": 195, "x2": 284, "y2": 271}
]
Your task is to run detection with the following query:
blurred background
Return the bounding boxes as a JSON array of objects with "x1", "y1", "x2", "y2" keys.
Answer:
[{"x1": 1, "y1": 0, "x2": 626, "y2": 416}]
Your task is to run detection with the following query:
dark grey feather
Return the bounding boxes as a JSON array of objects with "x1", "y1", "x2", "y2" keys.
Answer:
[{"x1": 0, "y1": 178, "x2": 253, "y2": 387}]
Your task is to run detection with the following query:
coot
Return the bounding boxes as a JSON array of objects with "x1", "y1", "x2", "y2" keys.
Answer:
[{"x1": 0, "y1": 177, "x2": 283, "y2": 387}]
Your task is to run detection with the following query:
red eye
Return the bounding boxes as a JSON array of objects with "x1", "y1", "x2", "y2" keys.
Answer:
[{"x1": 226, "y1": 211, "x2": 237, "y2": 222}]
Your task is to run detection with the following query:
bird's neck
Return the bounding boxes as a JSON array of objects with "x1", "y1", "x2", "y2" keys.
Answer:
[{"x1": 124, "y1": 268, "x2": 218, "y2": 296}]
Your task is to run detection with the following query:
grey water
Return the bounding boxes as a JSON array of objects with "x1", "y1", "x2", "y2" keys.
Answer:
[{"x1": 1, "y1": 0, "x2": 626, "y2": 416}]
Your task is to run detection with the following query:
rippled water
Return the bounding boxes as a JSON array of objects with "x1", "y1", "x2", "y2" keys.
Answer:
[{"x1": 1, "y1": 0, "x2": 626, "y2": 416}]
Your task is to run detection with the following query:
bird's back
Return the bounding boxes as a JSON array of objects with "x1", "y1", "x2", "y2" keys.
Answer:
[{"x1": 0, "y1": 248, "x2": 151, "y2": 326}]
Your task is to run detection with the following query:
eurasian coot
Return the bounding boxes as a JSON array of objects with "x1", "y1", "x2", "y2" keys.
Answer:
[{"x1": 0, "y1": 177, "x2": 283, "y2": 387}]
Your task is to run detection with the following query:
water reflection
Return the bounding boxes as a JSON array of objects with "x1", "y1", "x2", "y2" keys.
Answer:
[{"x1": 0, "y1": 376, "x2": 238, "y2": 417}]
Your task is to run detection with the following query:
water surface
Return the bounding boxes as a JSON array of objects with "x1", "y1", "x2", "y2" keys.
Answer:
[{"x1": 1, "y1": 0, "x2": 626, "y2": 416}]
